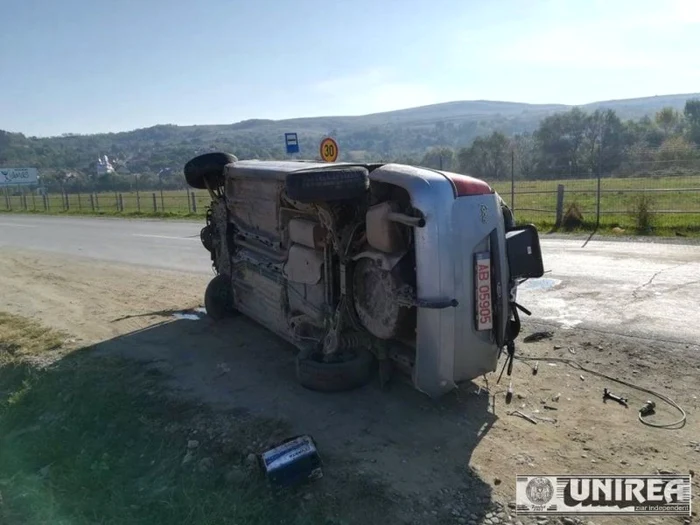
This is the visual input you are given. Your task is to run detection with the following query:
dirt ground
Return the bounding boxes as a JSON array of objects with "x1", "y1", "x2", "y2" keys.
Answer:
[{"x1": 0, "y1": 248, "x2": 697, "y2": 525}]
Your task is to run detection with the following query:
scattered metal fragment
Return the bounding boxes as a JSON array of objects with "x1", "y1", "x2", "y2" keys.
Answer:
[
  {"x1": 603, "y1": 388, "x2": 628, "y2": 407},
  {"x1": 523, "y1": 331, "x2": 554, "y2": 343},
  {"x1": 508, "y1": 410, "x2": 538, "y2": 424}
]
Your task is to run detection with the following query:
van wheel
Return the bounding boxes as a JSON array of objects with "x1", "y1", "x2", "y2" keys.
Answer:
[
  {"x1": 204, "y1": 274, "x2": 235, "y2": 321},
  {"x1": 200, "y1": 225, "x2": 213, "y2": 252},
  {"x1": 296, "y1": 349, "x2": 375, "y2": 392},
  {"x1": 285, "y1": 167, "x2": 369, "y2": 203},
  {"x1": 185, "y1": 152, "x2": 237, "y2": 190}
]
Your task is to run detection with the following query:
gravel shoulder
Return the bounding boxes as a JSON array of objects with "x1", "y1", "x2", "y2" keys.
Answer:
[{"x1": 0, "y1": 248, "x2": 697, "y2": 525}]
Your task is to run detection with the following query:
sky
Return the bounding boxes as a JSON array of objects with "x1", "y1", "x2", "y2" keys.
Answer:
[{"x1": 1, "y1": 0, "x2": 699, "y2": 137}]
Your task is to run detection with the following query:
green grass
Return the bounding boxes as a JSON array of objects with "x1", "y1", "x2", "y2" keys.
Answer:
[
  {"x1": 0, "y1": 313, "x2": 383, "y2": 525},
  {"x1": 3, "y1": 174, "x2": 700, "y2": 236}
]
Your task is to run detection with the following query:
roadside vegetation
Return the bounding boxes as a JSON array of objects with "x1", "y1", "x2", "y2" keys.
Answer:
[
  {"x1": 3, "y1": 173, "x2": 699, "y2": 237},
  {"x1": 0, "y1": 312, "x2": 385, "y2": 525}
]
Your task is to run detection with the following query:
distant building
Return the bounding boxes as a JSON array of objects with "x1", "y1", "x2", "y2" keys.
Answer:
[{"x1": 96, "y1": 155, "x2": 115, "y2": 176}]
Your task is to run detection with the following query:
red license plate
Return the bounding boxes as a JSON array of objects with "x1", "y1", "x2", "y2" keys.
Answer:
[{"x1": 475, "y1": 252, "x2": 493, "y2": 331}]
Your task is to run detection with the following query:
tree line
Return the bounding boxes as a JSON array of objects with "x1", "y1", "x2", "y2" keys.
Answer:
[
  {"x1": 410, "y1": 100, "x2": 700, "y2": 180},
  {"x1": 1, "y1": 100, "x2": 699, "y2": 193}
]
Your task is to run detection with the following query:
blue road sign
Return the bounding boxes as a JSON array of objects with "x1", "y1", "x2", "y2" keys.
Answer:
[{"x1": 285, "y1": 133, "x2": 300, "y2": 154}]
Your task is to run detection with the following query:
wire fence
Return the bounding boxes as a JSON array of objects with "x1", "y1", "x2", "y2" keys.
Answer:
[
  {"x1": 2, "y1": 167, "x2": 700, "y2": 233},
  {"x1": 1, "y1": 187, "x2": 210, "y2": 216}
]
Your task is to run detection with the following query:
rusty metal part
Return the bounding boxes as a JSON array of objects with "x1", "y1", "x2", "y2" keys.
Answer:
[
  {"x1": 603, "y1": 388, "x2": 628, "y2": 407},
  {"x1": 352, "y1": 257, "x2": 410, "y2": 340},
  {"x1": 507, "y1": 410, "x2": 538, "y2": 424}
]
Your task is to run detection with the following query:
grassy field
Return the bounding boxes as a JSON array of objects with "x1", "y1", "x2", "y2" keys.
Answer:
[
  {"x1": 0, "y1": 313, "x2": 379, "y2": 525},
  {"x1": 3, "y1": 174, "x2": 700, "y2": 236}
]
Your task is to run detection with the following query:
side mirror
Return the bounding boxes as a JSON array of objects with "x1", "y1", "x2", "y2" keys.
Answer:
[{"x1": 505, "y1": 225, "x2": 544, "y2": 279}]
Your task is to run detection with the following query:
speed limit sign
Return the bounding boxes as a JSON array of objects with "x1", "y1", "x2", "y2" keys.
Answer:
[{"x1": 319, "y1": 137, "x2": 339, "y2": 162}]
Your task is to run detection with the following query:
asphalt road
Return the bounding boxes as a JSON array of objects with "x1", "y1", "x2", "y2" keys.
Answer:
[{"x1": 1, "y1": 215, "x2": 699, "y2": 345}]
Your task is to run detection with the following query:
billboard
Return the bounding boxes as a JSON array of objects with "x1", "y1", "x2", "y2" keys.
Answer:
[{"x1": 0, "y1": 168, "x2": 38, "y2": 187}]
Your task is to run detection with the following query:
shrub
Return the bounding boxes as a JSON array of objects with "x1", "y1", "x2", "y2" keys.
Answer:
[
  {"x1": 562, "y1": 202, "x2": 584, "y2": 231},
  {"x1": 629, "y1": 195, "x2": 656, "y2": 234}
]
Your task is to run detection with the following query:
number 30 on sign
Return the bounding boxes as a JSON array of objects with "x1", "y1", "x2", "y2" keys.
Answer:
[{"x1": 319, "y1": 137, "x2": 339, "y2": 162}]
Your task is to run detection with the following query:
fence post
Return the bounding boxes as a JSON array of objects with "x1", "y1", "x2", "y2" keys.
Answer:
[
  {"x1": 95, "y1": 193, "x2": 100, "y2": 212},
  {"x1": 114, "y1": 192, "x2": 119, "y2": 211},
  {"x1": 596, "y1": 163, "x2": 601, "y2": 230},
  {"x1": 22, "y1": 189, "x2": 28, "y2": 211},
  {"x1": 31, "y1": 190, "x2": 36, "y2": 211},
  {"x1": 43, "y1": 193, "x2": 48, "y2": 211},
  {"x1": 191, "y1": 192, "x2": 197, "y2": 213},
  {"x1": 186, "y1": 189, "x2": 192, "y2": 213},
  {"x1": 4, "y1": 187, "x2": 9, "y2": 210},
  {"x1": 90, "y1": 193, "x2": 95, "y2": 211},
  {"x1": 152, "y1": 193, "x2": 157, "y2": 213},
  {"x1": 65, "y1": 192, "x2": 70, "y2": 211},
  {"x1": 554, "y1": 184, "x2": 565, "y2": 229},
  {"x1": 135, "y1": 175, "x2": 141, "y2": 213},
  {"x1": 510, "y1": 149, "x2": 515, "y2": 211},
  {"x1": 77, "y1": 193, "x2": 82, "y2": 211},
  {"x1": 119, "y1": 193, "x2": 124, "y2": 212}
]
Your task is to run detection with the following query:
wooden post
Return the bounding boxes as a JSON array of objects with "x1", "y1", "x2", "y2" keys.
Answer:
[
  {"x1": 95, "y1": 193, "x2": 100, "y2": 211},
  {"x1": 191, "y1": 192, "x2": 197, "y2": 213},
  {"x1": 90, "y1": 193, "x2": 95, "y2": 211},
  {"x1": 554, "y1": 184, "x2": 565, "y2": 229},
  {"x1": 152, "y1": 193, "x2": 157, "y2": 212},
  {"x1": 119, "y1": 193, "x2": 124, "y2": 212},
  {"x1": 77, "y1": 193, "x2": 82, "y2": 211}
]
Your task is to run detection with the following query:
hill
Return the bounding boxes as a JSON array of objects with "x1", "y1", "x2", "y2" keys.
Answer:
[{"x1": 0, "y1": 92, "x2": 698, "y2": 187}]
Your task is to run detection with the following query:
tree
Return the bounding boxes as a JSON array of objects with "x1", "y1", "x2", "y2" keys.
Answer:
[
  {"x1": 655, "y1": 107, "x2": 681, "y2": 136},
  {"x1": 511, "y1": 133, "x2": 537, "y2": 179},
  {"x1": 457, "y1": 132, "x2": 510, "y2": 180},
  {"x1": 684, "y1": 99, "x2": 700, "y2": 145},
  {"x1": 535, "y1": 108, "x2": 589, "y2": 177},
  {"x1": 583, "y1": 109, "x2": 625, "y2": 174},
  {"x1": 419, "y1": 147, "x2": 454, "y2": 170}
]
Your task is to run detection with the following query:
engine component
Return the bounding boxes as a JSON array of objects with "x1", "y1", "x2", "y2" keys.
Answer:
[
  {"x1": 352, "y1": 258, "x2": 411, "y2": 340},
  {"x1": 351, "y1": 249, "x2": 406, "y2": 272},
  {"x1": 283, "y1": 244, "x2": 324, "y2": 285},
  {"x1": 366, "y1": 201, "x2": 407, "y2": 253},
  {"x1": 288, "y1": 218, "x2": 326, "y2": 250}
]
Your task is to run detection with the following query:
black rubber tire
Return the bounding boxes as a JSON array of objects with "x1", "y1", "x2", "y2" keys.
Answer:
[
  {"x1": 184, "y1": 152, "x2": 237, "y2": 190},
  {"x1": 296, "y1": 349, "x2": 375, "y2": 393},
  {"x1": 204, "y1": 274, "x2": 235, "y2": 321},
  {"x1": 285, "y1": 167, "x2": 369, "y2": 203},
  {"x1": 200, "y1": 225, "x2": 213, "y2": 252}
]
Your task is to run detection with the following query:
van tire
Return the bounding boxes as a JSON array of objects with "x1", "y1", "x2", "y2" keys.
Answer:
[
  {"x1": 204, "y1": 274, "x2": 235, "y2": 321},
  {"x1": 185, "y1": 152, "x2": 237, "y2": 190},
  {"x1": 296, "y1": 349, "x2": 375, "y2": 392},
  {"x1": 285, "y1": 167, "x2": 369, "y2": 203}
]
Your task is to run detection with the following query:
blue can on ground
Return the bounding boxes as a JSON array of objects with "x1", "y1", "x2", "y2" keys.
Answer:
[{"x1": 260, "y1": 435, "x2": 323, "y2": 487}]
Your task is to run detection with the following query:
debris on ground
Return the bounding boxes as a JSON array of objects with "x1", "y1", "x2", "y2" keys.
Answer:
[
  {"x1": 508, "y1": 411, "x2": 537, "y2": 424},
  {"x1": 523, "y1": 331, "x2": 554, "y2": 343},
  {"x1": 260, "y1": 435, "x2": 323, "y2": 487}
]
